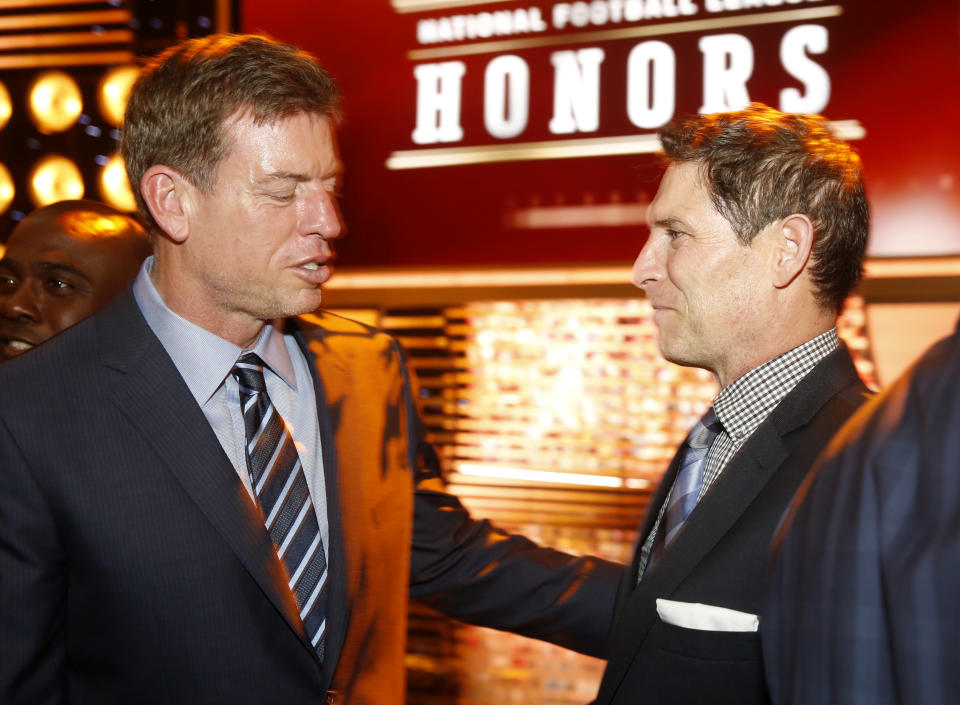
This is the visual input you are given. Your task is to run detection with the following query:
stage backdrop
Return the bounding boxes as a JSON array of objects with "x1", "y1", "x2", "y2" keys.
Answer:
[{"x1": 241, "y1": 0, "x2": 960, "y2": 267}]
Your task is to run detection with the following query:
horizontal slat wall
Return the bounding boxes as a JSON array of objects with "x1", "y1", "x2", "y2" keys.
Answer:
[{"x1": 0, "y1": 1, "x2": 134, "y2": 69}]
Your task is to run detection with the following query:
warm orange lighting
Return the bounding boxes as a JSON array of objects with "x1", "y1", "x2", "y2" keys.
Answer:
[
  {"x1": 0, "y1": 163, "x2": 13, "y2": 215},
  {"x1": 28, "y1": 70, "x2": 82, "y2": 134},
  {"x1": 98, "y1": 153, "x2": 137, "y2": 211},
  {"x1": 0, "y1": 81, "x2": 11, "y2": 131},
  {"x1": 29, "y1": 154, "x2": 84, "y2": 206},
  {"x1": 98, "y1": 64, "x2": 140, "y2": 127},
  {"x1": 456, "y1": 463, "x2": 637, "y2": 488}
]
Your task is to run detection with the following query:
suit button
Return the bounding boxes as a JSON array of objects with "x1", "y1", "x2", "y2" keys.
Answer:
[{"x1": 325, "y1": 690, "x2": 341, "y2": 704}]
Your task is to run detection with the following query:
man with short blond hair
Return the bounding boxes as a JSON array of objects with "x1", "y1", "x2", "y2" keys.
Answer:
[{"x1": 0, "y1": 34, "x2": 619, "y2": 705}]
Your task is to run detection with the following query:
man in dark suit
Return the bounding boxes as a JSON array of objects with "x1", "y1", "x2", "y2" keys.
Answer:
[
  {"x1": 591, "y1": 104, "x2": 872, "y2": 705},
  {"x1": 0, "y1": 34, "x2": 620, "y2": 705},
  {"x1": 764, "y1": 316, "x2": 960, "y2": 705},
  {"x1": 0, "y1": 199, "x2": 149, "y2": 361}
]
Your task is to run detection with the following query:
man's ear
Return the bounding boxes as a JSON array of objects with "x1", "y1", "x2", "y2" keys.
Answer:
[
  {"x1": 140, "y1": 165, "x2": 194, "y2": 244},
  {"x1": 771, "y1": 213, "x2": 814, "y2": 289}
]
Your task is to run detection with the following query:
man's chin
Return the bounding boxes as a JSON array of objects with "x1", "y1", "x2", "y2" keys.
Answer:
[
  {"x1": 657, "y1": 338, "x2": 700, "y2": 370},
  {"x1": 279, "y1": 289, "x2": 326, "y2": 318}
]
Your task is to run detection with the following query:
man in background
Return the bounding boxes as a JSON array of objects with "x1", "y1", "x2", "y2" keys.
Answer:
[
  {"x1": 0, "y1": 199, "x2": 149, "y2": 361},
  {"x1": 592, "y1": 104, "x2": 872, "y2": 705},
  {"x1": 0, "y1": 34, "x2": 620, "y2": 705},
  {"x1": 764, "y1": 316, "x2": 960, "y2": 705}
]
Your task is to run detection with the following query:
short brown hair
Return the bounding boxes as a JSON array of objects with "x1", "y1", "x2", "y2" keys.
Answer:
[
  {"x1": 659, "y1": 103, "x2": 868, "y2": 312},
  {"x1": 121, "y1": 34, "x2": 340, "y2": 233}
]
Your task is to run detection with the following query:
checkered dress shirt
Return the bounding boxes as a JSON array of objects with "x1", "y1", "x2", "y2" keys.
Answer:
[{"x1": 636, "y1": 328, "x2": 840, "y2": 581}]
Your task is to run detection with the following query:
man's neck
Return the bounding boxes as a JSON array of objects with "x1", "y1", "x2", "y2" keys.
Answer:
[{"x1": 148, "y1": 257, "x2": 267, "y2": 349}]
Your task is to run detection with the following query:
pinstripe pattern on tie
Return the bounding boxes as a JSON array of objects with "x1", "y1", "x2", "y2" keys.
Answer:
[
  {"x1": 662, "y1": 407, "x2": 722, "y2": 548},
  {"x1": 233, "y1": 352, "x2": 327, "y2": 660}
]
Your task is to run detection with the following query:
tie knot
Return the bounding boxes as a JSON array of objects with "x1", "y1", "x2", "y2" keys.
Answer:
[
  {"x1": 232, "y1": 352, "x2": 267, "y2": 395},
  {"x1": 689, "y1": 407, "x2": 721, "y2": 449}
]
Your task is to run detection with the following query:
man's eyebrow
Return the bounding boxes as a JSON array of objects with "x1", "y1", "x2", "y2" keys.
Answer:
[
  {"x1": 38, "y1": 261, "x2": 92, "y2": 283},
  {"x1": 653, "y1": 217, "x2": 688, "y2": 230},
  {"x1": 263, "y1": 165, "x2": 345, "y2": 181},
  {"x1": 258, "y1": 171, "x2": 309, "y2": 184}
]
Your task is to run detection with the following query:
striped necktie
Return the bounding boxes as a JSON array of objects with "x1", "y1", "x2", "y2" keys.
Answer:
[
  {"x1": 661, "y1": 407, "x2": 722, "y2": 548},
  {"x1": 232, "y1": 352, "x2": 328, "y2": 660}
]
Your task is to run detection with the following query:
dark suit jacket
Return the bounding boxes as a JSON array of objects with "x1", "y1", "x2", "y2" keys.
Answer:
[
  {"x1": 0, "y1": 289, "x2": 621, "y2": 705},
  {"x1": 593, "y1": 345, "x2": 870, "y2": 705},
  {"x1": 764, "y1": 319, "x2": 960, "y2": 705}
]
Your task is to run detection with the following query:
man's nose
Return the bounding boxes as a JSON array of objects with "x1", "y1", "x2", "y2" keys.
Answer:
[
  {"x1": 1, "y1": 283, "x2": 41, "y2": 322},
  {"x1": 631, "y1": 237, "x2": 664, "y2": 290},
  {"x1": 305, "y1": 189, "x2": 345, "y2": 241}
]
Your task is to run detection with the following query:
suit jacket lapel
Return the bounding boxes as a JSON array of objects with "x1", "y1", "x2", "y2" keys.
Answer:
[
  {"x1": 95, "y1": 292, "x2": 317, "y2": 663},
  {"x1": 600, "y1": 347, "x2": 860, "y2": 702},
  {"x1": 292, "y1": 324, "x2": 351, "y2": 685}
]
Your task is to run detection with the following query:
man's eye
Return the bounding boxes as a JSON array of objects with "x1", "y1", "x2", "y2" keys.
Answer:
[
  {"x1": 46, "y1": 278, "x2": 75, "y2": 294},
  {"x1": 0, "y1": 275, "x2": 16, "y2": 291}
]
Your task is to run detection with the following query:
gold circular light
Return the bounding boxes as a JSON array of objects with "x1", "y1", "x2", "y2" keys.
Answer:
[
  {"x1": 98, "y1": 64, "x2": 140, "y2": 127},
  {"x1": 0, "y1": 82, "x2": 11, "y2": 131},
  {"x1": 28, "y1": 70, "x2": 83, "y2": 134},
  {"x1": 99, "y1": 153, "x2": 137, "y2": 212},
  {"x1": 0, "y1": 163, "x2": 13, "y2": 214},
  {"x1": 29, "y1": 154, "x2": 85, "y2": 206}
]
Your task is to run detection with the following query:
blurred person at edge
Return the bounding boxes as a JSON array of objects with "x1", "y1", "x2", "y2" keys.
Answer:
[
  {"x1": 591, "y1": 103, "x2": 872, "y2": 705},
  {"x1": 765, "y1": 314, "x2": 960, "y2": 705},
  {"x1": 0, "y1": 199, "x2": 149, "y2": 361},
  {"x1": 0, "y1": 33, "x2": 622, "y2": 705}
]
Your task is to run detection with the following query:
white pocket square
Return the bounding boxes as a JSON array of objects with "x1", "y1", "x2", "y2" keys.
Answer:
[{"x1": 656, "y1": 598, "x2": 759, "y2": 632}]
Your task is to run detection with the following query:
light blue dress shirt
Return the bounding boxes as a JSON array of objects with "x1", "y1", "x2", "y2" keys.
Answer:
[{"x1": 132, "y1": 256, "x2": 329, "y2": 552}]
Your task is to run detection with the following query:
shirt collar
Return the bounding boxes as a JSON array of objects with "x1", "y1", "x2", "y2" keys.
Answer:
[
  {"x1": 132, "y1": 256, "x2": 296, "y2": 406},
  {"x1": 713, "y1": 328, "x2": 840, "y2": 442}
]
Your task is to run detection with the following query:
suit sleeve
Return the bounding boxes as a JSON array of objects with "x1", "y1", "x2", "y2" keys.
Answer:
[
  {"x1": 409, "y1": 484, "x2": 624, "y2": 657},
  {"x1": 0, "y1": 414, "x2": 66, "y2": 705}
]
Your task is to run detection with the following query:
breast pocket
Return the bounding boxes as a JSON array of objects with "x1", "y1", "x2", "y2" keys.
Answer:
[{"x1": 616, "y1": 618, "x2": 768, "y2": 705}]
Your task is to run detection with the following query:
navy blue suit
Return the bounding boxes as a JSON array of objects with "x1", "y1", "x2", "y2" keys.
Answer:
[
  {"x1": 764, "y1": 317, "x2": 960, "y2": 705},
  {"x1": 0, "y1": 289, "x2": 621, "y2": 705}
]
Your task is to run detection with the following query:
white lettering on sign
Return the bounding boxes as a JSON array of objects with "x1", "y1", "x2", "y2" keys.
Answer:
[
  {"x1": 485, "y1": 55, "x2": 531, "y2": 138},
  {"x1": 779, "y1": 24, "x2": 830, "y2": 112},
  {"x1": 409, "y1": 23, "x2": 833, "y2": 143},
  {"x1": 549, "y1": 48, "x2": 606, "y2": 134},
  {"x1": 417, "y1": 7, "x2": 548, "y2": 44},
  {"x1": 705, "y1": 0, "x2": 813, "y2": 9},
  {"x1": 627, "y1": 41, "x2": 676, "y2": 129},
  {"x1": 699, "y1": 33, "x2": 754, "y2": 112},
  {"x1": 412, "y1": 61, "x2": 466, "y2": 144},
  {"x1": 553, "y1": 0, "x2": 698, "y2": 29}
]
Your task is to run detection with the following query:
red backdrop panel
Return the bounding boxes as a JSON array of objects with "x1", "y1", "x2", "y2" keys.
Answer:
[{"x1": 242, "y1": 0, "x2": 960, "y2": 267}]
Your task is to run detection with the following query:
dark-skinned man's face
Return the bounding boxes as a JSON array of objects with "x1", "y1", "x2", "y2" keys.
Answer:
[{"x1": 0, "y1": 212, "x2": 146, "y2": 360}]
